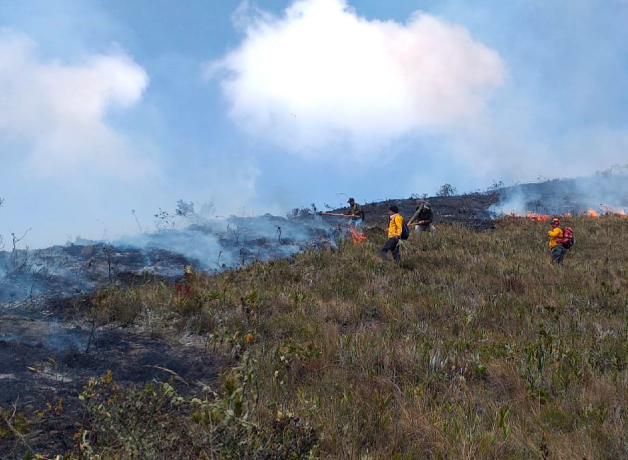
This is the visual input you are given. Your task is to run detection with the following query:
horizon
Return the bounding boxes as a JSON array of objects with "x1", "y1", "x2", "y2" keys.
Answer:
[
  {"x1": 3, "y1": 170, "x2": 627, "y2": 252},
  {"x1": 2, "y1": 0, "x2": 628, "y2": 247}
]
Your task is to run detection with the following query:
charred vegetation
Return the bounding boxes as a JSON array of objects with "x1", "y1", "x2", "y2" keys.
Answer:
[{"x1": 1, "y1": 182, "x2": 628, "y2": 459}]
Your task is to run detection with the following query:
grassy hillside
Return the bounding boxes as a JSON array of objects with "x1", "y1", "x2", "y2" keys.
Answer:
[{"x1": 5, "y1": 216, "x2": 628, "y2": 459}]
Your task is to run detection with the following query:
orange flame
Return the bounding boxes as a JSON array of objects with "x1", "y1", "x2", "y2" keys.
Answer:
[
  {"x1": 600, "y1": 204, "x2": 628, "y2": 217},
  {"x1": 525, "y1": 211, "x2": 550, "y2": 221},
  {"x1": 504, "y1": 208, "x2": 628, "y2": 219},
  {"x1": 348, "y1": 226, "x2": 366, "y2": 245}
]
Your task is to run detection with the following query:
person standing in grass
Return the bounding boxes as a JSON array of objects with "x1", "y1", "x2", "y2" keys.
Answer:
[
  {"x1": 548, "y1": 217, "x2": 566, "y2": 265},
  {"x1": 408, "y1": 200, "x2": 435, "y2": 236},
  {"x1": 346, "y1": 198, "x2": 364, "y2": 220},
  {"x1": 381, "y1": 205, "x2": 403, "y2": 263}
]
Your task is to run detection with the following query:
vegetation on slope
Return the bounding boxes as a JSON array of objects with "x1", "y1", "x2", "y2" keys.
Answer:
[{"x1": 4, "y1": 216, "x2": 628, "y2": 459}]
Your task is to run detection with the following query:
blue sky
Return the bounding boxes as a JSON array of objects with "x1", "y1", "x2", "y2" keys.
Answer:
[{"x1": 1, "y1": 0, "x2": 628, "y2": 247}]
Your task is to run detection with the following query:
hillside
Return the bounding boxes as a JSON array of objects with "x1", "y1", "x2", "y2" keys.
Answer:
[
  {"x1": 333, "y1": 173, "x2": 628, "y2": 226},
  {"x1": 2, "y1": 214, "x2": 628, "y2": 459},
  {"x1": 336, "y1": 191, "x2": 499, "y2": 230}
]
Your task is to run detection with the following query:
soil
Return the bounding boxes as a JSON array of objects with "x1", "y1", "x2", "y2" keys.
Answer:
[
  {"x1": 335, "y1": 192, "x2": 500, "y2": 231},
  {"x1": 3, "y1": 178, "x2": 626, "y2": 456},
  {"x1": 0, "y1": 295, "x2": 225, "y2": 457},
  {"x1": 0, "y1": 190, "x2": 500, "y2": 457}
]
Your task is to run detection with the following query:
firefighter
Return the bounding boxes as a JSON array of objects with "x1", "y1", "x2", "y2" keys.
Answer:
[
  {"x1": 346, "y1": 198, "x2": 364, "y2": 219},
  {"x1": 381, "y1": 205, "x2": 403, "y2": 263},
  {"x1": 548, "y1": 217, "x2": 566, "y2": 265},
  {"x1": 408, "y1": 200, "x2": 435, "y2": 236}
]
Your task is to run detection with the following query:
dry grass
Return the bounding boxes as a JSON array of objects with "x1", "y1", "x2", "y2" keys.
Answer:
[{"x1": 70, "y1": 217, "x2": 628, "y2": 458}]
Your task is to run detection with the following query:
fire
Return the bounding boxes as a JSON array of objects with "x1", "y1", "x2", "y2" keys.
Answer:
[
  {"x1": 600, "y1": 204, "x2": 628, "y2": 217},
  {"x1": 347, "y1": 226, "x2": 366, "y2": 245},
  {"x1": 505, "y1": 207, "x2": 625, "y2": 220},
  {"x1": 525, "y1": 212, "x2": 550, "y2": 222}
]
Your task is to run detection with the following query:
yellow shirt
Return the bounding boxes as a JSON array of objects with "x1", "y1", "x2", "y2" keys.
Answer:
[
  {"x1": 388, "y1": 214, "x2": 403, "y2": 239},
  {"x1": 548, "y1": 227, "x2": 563, "y2": 248}
]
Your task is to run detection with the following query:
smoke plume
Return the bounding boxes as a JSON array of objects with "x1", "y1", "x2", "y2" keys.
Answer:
[
  {"x1": 490, "y1": 169, "x2": 628, "y2": 216},
  {"x1": 206, "y1": 0, "x2": 505, "y2": 157},
  {"x1": 0, "y1": 213, "x2": 339, "y2": 305}
]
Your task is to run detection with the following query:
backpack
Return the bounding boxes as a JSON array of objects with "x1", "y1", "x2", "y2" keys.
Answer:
[
  {"x1": 561, "y1": 227, "x2": 574, "y2": 249},
  {"x1": 400, "y1": 217, "x2": 410, "y2": 240}
]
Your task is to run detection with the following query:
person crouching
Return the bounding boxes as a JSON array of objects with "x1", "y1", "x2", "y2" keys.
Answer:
[
  {"x1": 381, "y1": 205, "x2": 403, "y2": 263},
  {"x1": 408, "y1": 200, "x2": 435, "y2": 236}
]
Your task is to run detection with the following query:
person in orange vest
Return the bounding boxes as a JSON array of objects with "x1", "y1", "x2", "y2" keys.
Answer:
[
  {"x1": 381, "y1": 205, "x2": 403, "y2": 263},
  {"x1": 548, "y1": 217, "x2": 566, "y2": 265}
]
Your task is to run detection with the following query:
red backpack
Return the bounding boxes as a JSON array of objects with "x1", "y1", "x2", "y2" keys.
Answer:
[{"x1": 561, "y1": 227, "x2": 575, "y2": 250}]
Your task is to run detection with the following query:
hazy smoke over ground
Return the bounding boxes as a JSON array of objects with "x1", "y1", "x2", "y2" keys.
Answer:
[
  {"x1": 0, "y1": 213, "x2": 339, "y2": 305},
  {"x1": 490, "y1": 169, "x2": 628, "y2": 216}
]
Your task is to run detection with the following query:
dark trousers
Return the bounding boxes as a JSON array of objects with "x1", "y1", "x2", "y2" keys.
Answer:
[
  {"x1": 551, "y1": 246, "x2": 566, "y2": 265},
  {"x1": 380, "y1": 238, "x2": 400, "y2": 262}
]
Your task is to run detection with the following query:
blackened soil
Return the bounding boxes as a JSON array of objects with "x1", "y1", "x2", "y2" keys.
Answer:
[
  {"x1": 0, "y1": 301, "x2": 225, "y2": 458},
  {"x1": 335, "y1": 192, "x2": 500, "y2": 231}
]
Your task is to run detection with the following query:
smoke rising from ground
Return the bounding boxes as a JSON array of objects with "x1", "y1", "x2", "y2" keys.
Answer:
[
  {"x1": 2, "y1": 0, "x2": 628, "y2": 257},
  {"x1": 0, "y1": 213, "x2": 339, "y2": 305},
  {"x1": 490, "y1": 169, "x2": 628, "y2": 216}
]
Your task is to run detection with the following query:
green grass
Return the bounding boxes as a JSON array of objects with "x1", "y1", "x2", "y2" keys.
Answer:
[{"x1": 15, "y1": 216, "x2": 628, "y2": 459}]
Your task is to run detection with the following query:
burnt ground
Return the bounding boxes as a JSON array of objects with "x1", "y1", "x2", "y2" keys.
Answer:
[
  {"x1": 0, "y1": 245, "x2": 220, "y2": 456},
  {"x1": 0, "y1": 217, "x2": 338, "y2": 456},
  {"x1": 0, "y1": 214, "x2": 343, "y2": 456},
  {"x1": 4, "y1": 177, "x2": 622, "y2": 456},
  {"x1": 335, "y1": 192, "x2": 500, "y2": 230},
  {"x1": 335, "y1": 174, "x2": 628, "y2": 227},
  {"x1": 0, "y1": 295, "x2": 225, "y2": 457},
  {"x1": 0, "y1": 310, "x2": 223, "y2": 407}
]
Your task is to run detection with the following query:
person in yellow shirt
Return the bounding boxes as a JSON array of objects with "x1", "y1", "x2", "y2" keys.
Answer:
[
  {"x1": 548, "y1": 217, "x2": 566, "y2": 265},
  {"x1": 381, "y1": 205, "x2": 403, "y2": 263}
]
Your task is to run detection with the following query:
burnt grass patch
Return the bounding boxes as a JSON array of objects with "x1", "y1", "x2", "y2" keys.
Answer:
[
  {"x1": 2, "y1": 199, "x2": 628, "y2": 458},
  {"x1": 0, "y1": 300, "x2": 225, "y2": 457}
]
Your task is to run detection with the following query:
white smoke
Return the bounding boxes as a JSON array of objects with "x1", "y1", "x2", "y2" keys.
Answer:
[
  {"x1": 206, "y1": 0, "x2": 506, "y2": 158},
  {"x1": 0, "y1": 29, "x2": 150, "y2": 178},
  {"x1": 490, "y1": 169, "x2": 628, "y2": 217}
]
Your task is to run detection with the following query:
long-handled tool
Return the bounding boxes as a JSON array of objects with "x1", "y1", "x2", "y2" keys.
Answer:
[{"x1": 320, "y1": 212, "x2": 362, "y2": 219}]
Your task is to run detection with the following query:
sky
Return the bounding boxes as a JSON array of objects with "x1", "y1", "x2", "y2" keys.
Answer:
[{"x1": 1, "y1": 0, "x2": 627, "y2": 247}]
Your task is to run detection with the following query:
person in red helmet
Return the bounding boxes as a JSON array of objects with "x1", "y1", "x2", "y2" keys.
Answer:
[{"x1": 548, "y1": 217, "x2": 566, "y2": 265}]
